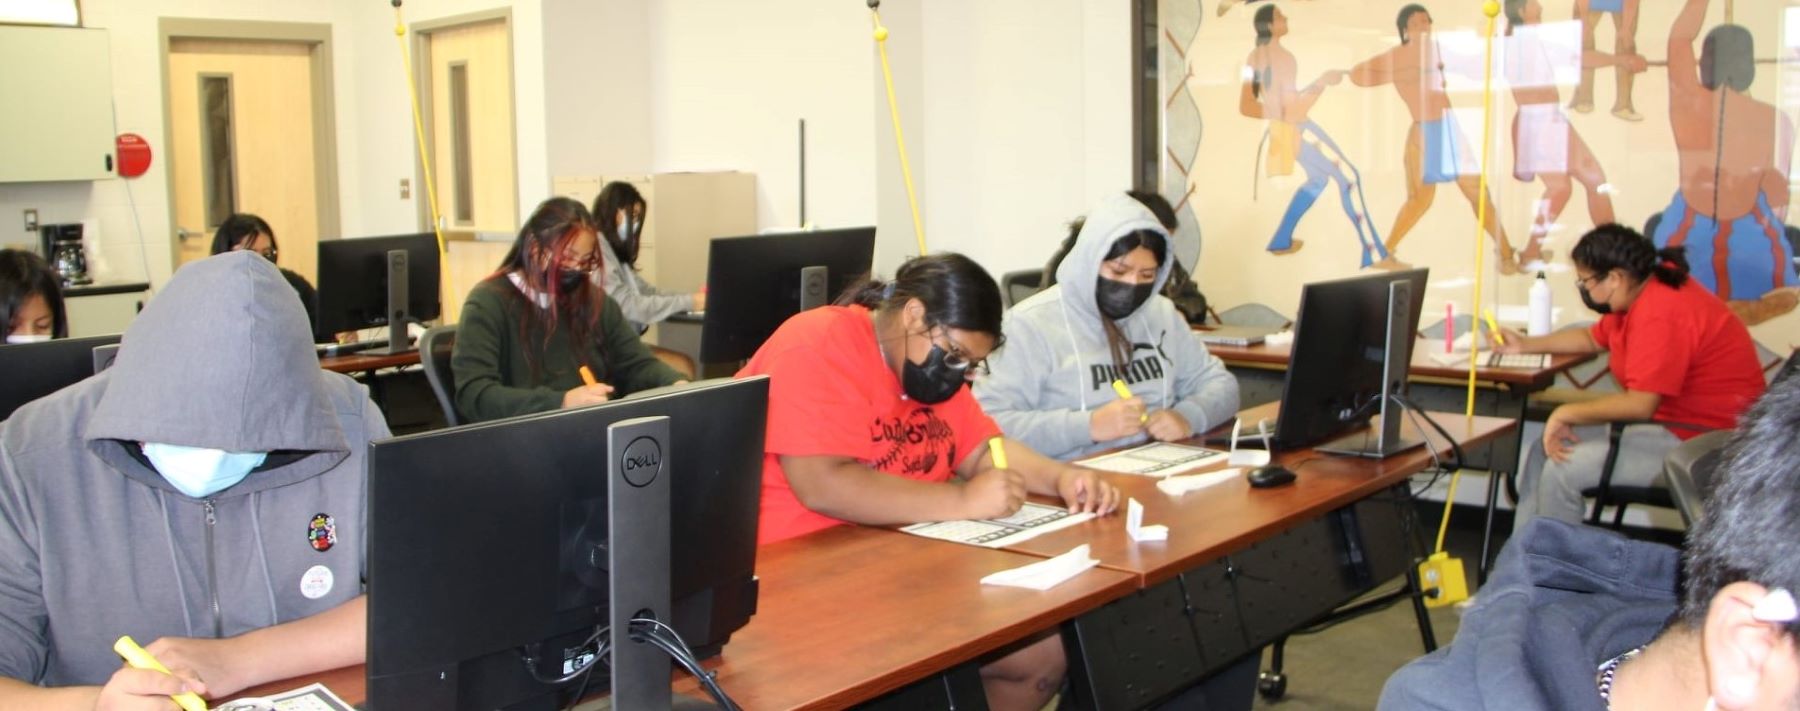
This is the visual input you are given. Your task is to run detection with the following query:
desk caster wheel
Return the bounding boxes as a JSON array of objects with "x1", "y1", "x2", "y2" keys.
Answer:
[{"x1": 1258, "y1": 671, "x2": 1288, "y2": 700}]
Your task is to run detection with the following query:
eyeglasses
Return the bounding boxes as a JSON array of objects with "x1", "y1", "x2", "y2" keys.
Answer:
[
  {"x1": 934, "y1": 329, "x2": 990, "y2": 378},
  {"x1": 560, "y1": 249, "x2": 601, "y2": 273},
  {"x1": 1574, "y1": 274, "x2": 1603, "y2": 291}
]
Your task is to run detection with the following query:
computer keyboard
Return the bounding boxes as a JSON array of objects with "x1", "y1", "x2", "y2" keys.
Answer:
[{"x1": 1486, "y1": 352, "x2": 1550, "y2": 369}]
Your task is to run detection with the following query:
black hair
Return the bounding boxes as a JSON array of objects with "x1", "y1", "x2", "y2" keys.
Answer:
[
  {"x1": 209, "y1": 213, "x2": 277, "y2": 260},
  {"x1": 1679, "y1": 375, "x2": 1800, "y2": 636},
  {"x1": 837, "y1": 253, "x2": 1004, "y2": 344},
  {"x1": 495, "y1": 197, "x2": 604, "y2": 377},
  {"x1": 1700, "y1": 24, "x2": 1755, "y2": 93},
  {"x1": 0, "y1": 248, "x2": 68, "y2": 339},
  {"x1": 1502, "y1": 0, "x2": 1527, "y2": 28},
  {"x1": 1045, "y1": 192, "x2": 1179, "y2": 288},
  {"x1": 1253, "y1": 4, "x2": 1277, "y2": 46},
  {"x1": 1126, "y1": 190, "x2": 1180, "y2": 232},
  {"x1": 591, "y1": 181, "x2": 647, "y2": 270},
  {"x1": 1570, "y1": 223, "x2": 1689, "y2": 289},
  {"x1": 1104, "y1": 230, "x2": 1169, "y2": 267},
  {"x1": 1397, "y1": 3, "x2": 1428, "y2": 44}
]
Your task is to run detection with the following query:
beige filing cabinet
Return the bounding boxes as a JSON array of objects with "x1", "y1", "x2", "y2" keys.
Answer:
[
  {"x1": 551, "y1": 172, "x2": 757, "y2": 358},
  {"x1": 64, "y1": 283, "x2": 148, "y2": 337}
]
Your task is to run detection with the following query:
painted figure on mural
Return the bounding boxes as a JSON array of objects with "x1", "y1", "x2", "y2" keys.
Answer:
[
  {"x1": 1650, "y1": 0, "x2": 1799, "y2": 326},
  {"x1": 1239, "y1": 5, "x2": 1398, "y2": 269},
  {"x1": 1348, "y1": 4, "x2": 1518, "y2": 274},
  {"x1": 1569, "y1": 0, "x2": 1641, "y2": 121},
  {"x1": 1504, "y1": 0, "x2": 1645, "y2": 270}
]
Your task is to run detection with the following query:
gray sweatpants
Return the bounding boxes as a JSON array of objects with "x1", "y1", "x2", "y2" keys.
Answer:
[{"x1": 1512, "y1": 422, "x2": 1680, "y2": 533}]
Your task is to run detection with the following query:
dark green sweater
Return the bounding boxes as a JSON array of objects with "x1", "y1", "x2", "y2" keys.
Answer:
[{"x1": 451, "y1": 276, "x2": 683, "y2": 422}]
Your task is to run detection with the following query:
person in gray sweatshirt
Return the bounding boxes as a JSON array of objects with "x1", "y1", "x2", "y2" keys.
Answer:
[
  {"x1": 0, "y1": 252, "x2": 387, "y2": 708},
  {"x1": 976, "y1": 193, "x2": 1239, "y2": 461}
]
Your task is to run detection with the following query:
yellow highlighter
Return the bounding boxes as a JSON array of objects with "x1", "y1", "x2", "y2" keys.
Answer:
[
  {"x1": 1483, "y1": 310, "x2": 1506, "y2": 347},
  {"x1": 113, "y1": 636, "x2": 207, "y2": 711},
  {"x1": 1111, "y1": 379, "x2": 1148, "y2": 424},
  {"x1": 578, "y1": 365, "x2": 599, "y2": 387},
  {"x1": 989, "y1": 436, "x2": 1009, "y2": 469}
]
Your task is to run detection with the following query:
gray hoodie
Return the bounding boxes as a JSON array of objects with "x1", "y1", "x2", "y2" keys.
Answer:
[
  {"x1": 597, "y1": 236, "x2": 695, "y2": 332},
  {"x1": 0, "y1": 252, "x2": 387, "y2": 687},
  {"x1": 975, "y1": 194, "x2": 1239, "y2": 460}
]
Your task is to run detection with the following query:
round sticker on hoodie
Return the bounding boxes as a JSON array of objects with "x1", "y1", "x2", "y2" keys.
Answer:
[
  {"x1": 308, "y1": 513, "x2": 336, "y2": 552},
  {"x1": 300, "y1": 564, "x2": 334, "y2": 600}
]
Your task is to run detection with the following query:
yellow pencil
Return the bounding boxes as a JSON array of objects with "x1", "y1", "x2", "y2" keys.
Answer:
[
  {"x1": 989, "y1": 436, "x2": 1009, "y2": 469},
  {"x1": 1111, "y1": 379, "x2": 1148, "y2": 424},
  {"x1": 112, "y1": 636, "x2": 207, "y2": 711},
  {"x1": 1482, "y1": 310, "x2": 1506, "y2": 347}
]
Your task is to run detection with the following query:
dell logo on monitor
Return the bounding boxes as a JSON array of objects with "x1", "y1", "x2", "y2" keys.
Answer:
[{"x1": 621, "y1": 436, "x2": 663, "y2": 487}]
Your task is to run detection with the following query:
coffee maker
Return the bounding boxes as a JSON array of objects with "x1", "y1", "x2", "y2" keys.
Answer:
[{"x1": 38, "y1": 223, "x2": 91, "y2": 286}]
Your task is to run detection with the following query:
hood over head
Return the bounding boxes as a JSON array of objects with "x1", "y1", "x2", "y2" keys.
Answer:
[
  {"x1": 1054, "y1": 193, "x2": 1175, "y2": 321},
  {"x1": 85, "y1": 252, "x2": 348, "y2": 493}
]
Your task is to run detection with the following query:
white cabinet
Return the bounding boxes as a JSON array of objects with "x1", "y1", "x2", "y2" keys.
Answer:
[
  {"x1": 64, "y1": 283, "x2": 147, "y2": 337},
  {"x1": 0, "y1": 25, "x2": 117, "y2": 183}
]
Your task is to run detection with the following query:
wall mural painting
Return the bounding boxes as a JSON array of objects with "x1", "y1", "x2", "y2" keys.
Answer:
[{"x1": 1161, "y1": 0, "x2": 1798, "y2": 365}]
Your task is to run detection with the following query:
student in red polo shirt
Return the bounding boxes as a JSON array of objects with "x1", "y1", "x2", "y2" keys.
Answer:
[
  {"x1": 1493, "y1": 223, "x2": 1765, "y2": 532},
  {"x1": 738, "y1": 252, "x2": 1120, "y2": 711}
]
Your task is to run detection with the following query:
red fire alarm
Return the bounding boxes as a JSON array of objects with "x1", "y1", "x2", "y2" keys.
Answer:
[{"x1": 115, "y1": 133, "x2": 152, "y2": 178}]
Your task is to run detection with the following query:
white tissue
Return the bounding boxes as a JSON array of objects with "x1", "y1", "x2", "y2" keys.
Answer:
[
  {"x1": 1157, "y1": 468, "x2": 1242, "y2": 496},
  {"x1": 979, "y1": 545, "x2": 1100, "y2": 590},
  {"x1": 1126, "y1": 499, "x2": 1168, "y2": 542}
]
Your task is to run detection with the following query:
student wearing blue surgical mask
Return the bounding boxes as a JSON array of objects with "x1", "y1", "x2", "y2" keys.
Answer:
[
  {"x1": 0, "y1": 251, "x2": 386, "y2": 708},
  {"x1": 591, "y1": 182, "x2": 705, "y2": 377},
  {"x1": 0, "y1": 248, "x2": 67, "y2": 344}
]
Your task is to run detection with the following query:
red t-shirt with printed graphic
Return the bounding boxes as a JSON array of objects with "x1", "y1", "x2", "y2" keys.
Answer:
[
  {"x1": 1589, "y1": 278, "x2": 1765, "y2": 440},
  {"x1": 738, "y1": 305, "x2": 1002, "y2": 544}
]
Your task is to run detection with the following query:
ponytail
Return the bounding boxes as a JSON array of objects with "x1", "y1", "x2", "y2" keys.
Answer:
[{"x1": 1651, "y1": 246, "x2": 1690, "y2": 287}]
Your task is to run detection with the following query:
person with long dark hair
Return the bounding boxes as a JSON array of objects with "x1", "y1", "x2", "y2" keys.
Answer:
[
  {"x1": 1491, "y1": 224, "x2": 1764, "y2": 531},
  {"x1": 738, "y1": 252, "x2": 1117, "y2": 711},
  {"x1": 590, "y1": 182, "x2": 706, "y2": 329},
  {"x1": 209, "y1": 213, "x2": 324, "y2": 341},
  {"x1": 0, "y1": 249, "x2": 66, "y2": 342},
  {"x1": 978, "y1": 193, "x2": 1239, "y2": 461},
  {"x1": 451, "y1": 197, "x2": 684, "y2": 423}
]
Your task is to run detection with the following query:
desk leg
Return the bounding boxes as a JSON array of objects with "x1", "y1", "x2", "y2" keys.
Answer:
[
  {"x1": 1478, "y1": 391, "x2": 1532, "y2": 588},
  {"x1": 1405, "y1": 565, "x2": 1439, "y2": 653}
]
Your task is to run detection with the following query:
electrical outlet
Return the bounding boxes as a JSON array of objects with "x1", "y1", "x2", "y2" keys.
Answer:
[
  {"x1": 23, "y1": 209, "x2": 38, "y2": 232},
  {"x1": 399, "y1": 178, "x2": 411, "y2": 200}
]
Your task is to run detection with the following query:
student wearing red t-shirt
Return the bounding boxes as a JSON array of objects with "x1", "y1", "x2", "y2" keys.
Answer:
[
  {"x1": 1492, "y1": 224, "x2": 1765, "y2": 531},
  {"x1": 738, "y1": 253, "x2": 1120, "y2": 711}
]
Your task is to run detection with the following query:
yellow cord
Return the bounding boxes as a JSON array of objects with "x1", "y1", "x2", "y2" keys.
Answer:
[
  {"x1": 870, "y1": 9, "x2": 928, "y2": 256},
  {"x1": 1437, "y1": 0, "x2": 1503, "y2": 555},
  {"x1": 393, "y1": 7, "x2": 448, "y2": 266}
]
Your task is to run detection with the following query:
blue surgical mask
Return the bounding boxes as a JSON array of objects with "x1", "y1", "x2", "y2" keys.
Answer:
[{"x1": 142, "y1": 443, "x2": 268, "y2": 498}]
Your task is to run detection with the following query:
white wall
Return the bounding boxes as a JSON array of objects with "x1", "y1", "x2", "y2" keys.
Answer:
[{"x1": 542, "y1": 0, "x2": 652, "y2": 180}]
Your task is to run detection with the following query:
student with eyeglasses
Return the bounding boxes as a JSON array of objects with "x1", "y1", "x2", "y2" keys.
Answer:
[
  {"x1": 736, "y1": 252, "x2": 1119, "y2": 711},
  {"x1": 975, "y1": 193, "x2": 1240, "y2": 461},
  {"x1": 451, "y1": 197, "x2": 685, "y2": 423},
  {"x1": 210, "y1": 214, "x2": 324, "y2": 342}
]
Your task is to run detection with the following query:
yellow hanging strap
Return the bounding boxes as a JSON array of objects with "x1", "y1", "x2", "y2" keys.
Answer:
[
  {"x1": 870, "y1": 6, "x2": 928, "y2": 256},
  {"x1": 393, "y1": 3, "x2": 448, "y2": 266}
]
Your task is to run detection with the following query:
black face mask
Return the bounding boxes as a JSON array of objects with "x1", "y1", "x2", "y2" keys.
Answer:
[
  {"x1": 902, "y1": 344, "x2": 966, "y2": 404},
  {"x1": 1578, "y1": 282, "x2": 1612, "y2": 315},
  {"x1": 1096, "y1": 277, "x2": 1156, "y2": 320},
  {"x1": 557, "y1": 268, "x2": 590, "y2": 295}
]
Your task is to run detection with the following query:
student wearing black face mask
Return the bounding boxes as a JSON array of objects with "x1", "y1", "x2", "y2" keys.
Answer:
[
  {"x1": 1486, "y1": 223, "x2": 1764, "y2": 532},
  {"x1": 738, "y1": 253, "x2": 1118, "y2": 711},
  {"x1": 975, "y1": 193, "x2": 1240, "y2": 461},
  {"x1": 451, "y1": 197, "x2": 684, "y2": 423}
]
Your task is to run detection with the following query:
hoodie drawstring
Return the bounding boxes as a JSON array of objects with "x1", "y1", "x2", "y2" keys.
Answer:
[
  {"x1": 250, "y1": 492, "x2": 278, "y2": 626},
  {"x1": 156, "y1": 491, "x2": 197, "y2": 637}
]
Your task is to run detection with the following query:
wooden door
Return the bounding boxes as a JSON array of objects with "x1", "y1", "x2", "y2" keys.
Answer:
[
  {"x1": 425, "y1": 18, "x2": 515, "y2": 237},
  {"x1": 168, "y1": 39, "x2": 320, "y2": 282}
]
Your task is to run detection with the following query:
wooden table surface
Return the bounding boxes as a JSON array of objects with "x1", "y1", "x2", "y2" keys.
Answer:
[
  {"x1": 1202, "y1": 339, "x2": 1593, "y2": 389},
  {"x1": 316, "y1": 349, "x2": 422, "y2": 374},
  {"x1": 1002, "y1": 404, "x2": 1516, "y2": 587}
]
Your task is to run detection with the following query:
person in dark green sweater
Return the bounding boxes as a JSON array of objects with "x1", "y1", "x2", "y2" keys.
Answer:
[{"x1": 452, "y1": 197, "x2": 685, "y2": 423}]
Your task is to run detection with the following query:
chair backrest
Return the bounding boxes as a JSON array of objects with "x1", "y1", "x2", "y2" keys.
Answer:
[
  {"x1": 1000, "y1": 269, "x2": 1044, "y2": 308},
  {"x1": 419, "y1": 324, "x2": 460, "y2": 427},
  {"x1": 1664, "y1": 429, "x2": 1732, "y2": 527},
  {"x1": 1771, "y1": 348, "x2": 1799, "y2": 386},
  {"x1": 1215, "y1": 303, "x2": 1292, "y2": 329}
]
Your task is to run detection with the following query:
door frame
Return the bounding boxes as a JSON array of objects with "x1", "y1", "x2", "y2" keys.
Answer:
[
  {"x1": 157, "y1": 18, "x2": 341, "y2": 268},
  {"x1": 410, "y1": 8, "x2": 519, "y2": 234}
]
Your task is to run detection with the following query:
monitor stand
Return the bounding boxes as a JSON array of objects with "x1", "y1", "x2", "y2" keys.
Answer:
[
  {"x1": 371, "y1": 249, "x2": 417, "y2": 355},
  {"x1": 607, "y1": 416, "x2": 674, "y2": 710},
  {"x1": 1317, "y1": 279, "x2": 1423, "y2": 459}
]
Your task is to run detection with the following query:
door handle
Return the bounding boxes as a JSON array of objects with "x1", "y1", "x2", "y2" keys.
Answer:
[{"x1": 176, "y1": 227, "x2": 201, "y2": 242}]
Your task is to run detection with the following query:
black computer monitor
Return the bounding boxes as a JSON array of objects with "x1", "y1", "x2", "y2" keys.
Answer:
[
  {"x1": 699, "y1": 227, "x2": 876, "y2": 364},
  {"x1": 366, "y1": 376, "x2": 768, "y2": 710},
  {"x1": 0, "y1": 334, "x2": 123, "y2": 420},
  {"x1": 1274, "y1": 268, "x2": 1429, "y2": 456},
  {"x1": 314, "y1": 234, "x2": 441, "y2": 353}
]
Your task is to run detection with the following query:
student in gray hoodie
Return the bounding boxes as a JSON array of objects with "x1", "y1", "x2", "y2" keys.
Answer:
[
  {"x1": 976, "y1": 193, "x2": 1240, "y2": 460},
  {"x1": 0, "y1": 252, "x2": 386, "y2": 708}
]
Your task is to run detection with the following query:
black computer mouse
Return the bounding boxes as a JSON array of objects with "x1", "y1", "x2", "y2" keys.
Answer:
[{"x1": 1246, "y1": 464, "x2": 1297, "y2": 488}]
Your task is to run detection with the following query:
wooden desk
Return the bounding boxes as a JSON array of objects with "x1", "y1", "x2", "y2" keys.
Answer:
[
  {"x1": 317, "y1": 350, "x2": 421, "y2": 375},
  {"x1": 242, "y1": 525, "x2": 1137, "y2": 710},
  {"x1": 1204, "y1": 340, "x2": 1591, "y2": 390},
  {"x1": 1005, "y1": 405, "x2": 1515, "y2": 588}
]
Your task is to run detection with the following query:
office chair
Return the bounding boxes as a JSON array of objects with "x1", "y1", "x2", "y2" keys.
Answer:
[
  {"x1": 1582, "y1": 419, "x2": 1714, "y2": 530},
  {"x1": 1663, "y1": 429, "x2": 1731, "y2": 527},
  {"x1": 999, "y1": 269, "x2": 1043, "y2": 308},
  {"x1": 1214, "y1": 303, "x2": 1292, "y2": 329},
  {"x1": 419, "y1": 324, "x2": 461, "y2": 427}
]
